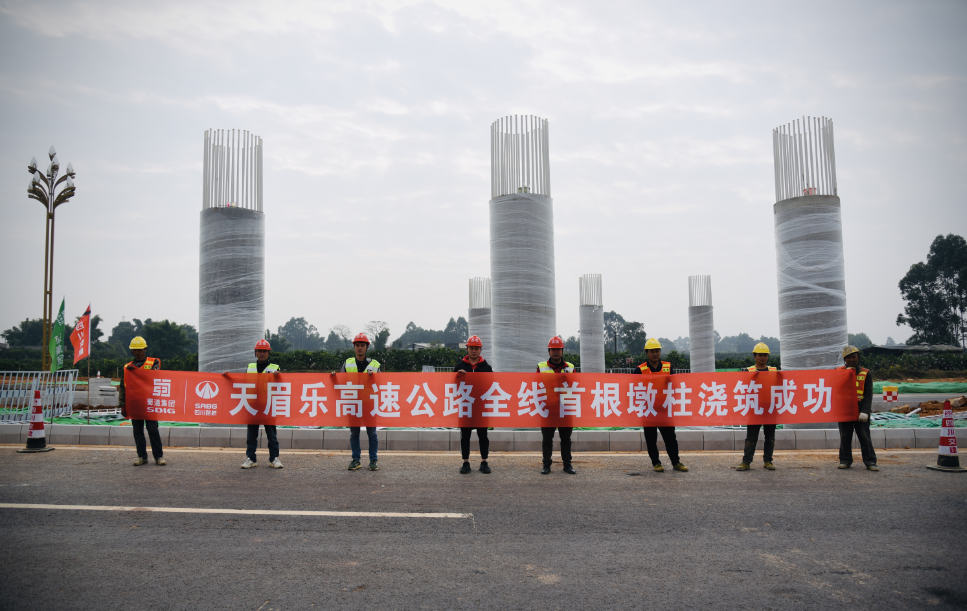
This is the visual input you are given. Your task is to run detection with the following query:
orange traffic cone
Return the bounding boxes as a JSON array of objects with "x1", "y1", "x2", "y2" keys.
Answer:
[
  {"x1": 17, "y1": 379, "x2": 54, "y2": 454},
  {"x1": 927, "y1": 400, "x2": 964, "y2": 472}
]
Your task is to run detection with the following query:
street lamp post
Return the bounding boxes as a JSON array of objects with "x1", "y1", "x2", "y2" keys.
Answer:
[{"x1": 27, "y1": 146, "x2": 76, "y2": 371}]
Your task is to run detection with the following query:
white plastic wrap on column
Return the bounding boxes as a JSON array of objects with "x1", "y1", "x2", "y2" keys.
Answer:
[
  {"x1": 773, "y1": 196, "x2": 847, "y2": 369},
  {"x1": 579, "y1": 274, "x2": 604, "y2": 373},
  {"x1": 199, "y1": 208, "x2": 265, "y2": 373},
  {"x1": 688, "y1": 275, "x2": 714, "y2": 373},
  {"x1": 489, "y1": 115, "x2": 556, "y2": 372},
  {"x1": 468, "y1": 277, "x2": 493, "y2": 361},
  {"x1": 490, "y1": 193, "x2": 556, "y2": 371}
]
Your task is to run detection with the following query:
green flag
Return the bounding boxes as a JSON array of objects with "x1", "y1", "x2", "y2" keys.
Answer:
[{"x1": 49, "y1": 298, "x2": 65, "y2": 373}]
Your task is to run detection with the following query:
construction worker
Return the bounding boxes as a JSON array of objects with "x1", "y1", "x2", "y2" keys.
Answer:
[
  {"x1": 838, "y1": 345, "x2": 878, "y2": 471},
  {"x1": 239, "y1": 339, "x2": 283, "y2": 470},
  {"x1": 637, "y1": 338, "x2": 688, "y2": 473},
  {"x1": 736, "y1": 342, "x2": 779, "y2": 471},
  {"x1": 333, "y1": 333, "x2": 382, "y2": 471},
  {"x1": 455, "y1": 335, "x2": 493, "y2": 474},
  {"x1": 537, "y1": 336, "x2": 576, "y2": 475},
  {"x1": 118, "y1": 336, "x2": 165, "y2": 466}
]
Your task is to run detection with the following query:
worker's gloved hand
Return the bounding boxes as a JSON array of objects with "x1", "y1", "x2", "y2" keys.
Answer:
[
  {"x1": 222, "y1": 371, "x2": 230, "y2": 376},
  {"x1": 456, "y1": 370, "x2": 466, "y2": 376},
  {"x1": 272, "y1": 370, "x2": 280, "y2": 375},
  {"x1": 367, "y1": 370, "x2": 374, "y2": 375},
  {"x1": 125, "y1": 365, "x2": 135, "y2": 370},
  {"x1": 858, "y1": 412, "x2": 869, "y2": 423},
  {"x1": 329, "y1": 371, "x2": 336, "y2": 378}
]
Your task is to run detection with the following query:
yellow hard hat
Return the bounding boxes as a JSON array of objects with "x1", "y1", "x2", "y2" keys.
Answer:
[
  {"x1": 644, "y1": 338, "x2": 662, "y2": 350},
  {"x1": 129, "y1": 336, "x2": 147, "y2": 350},
  {"x1": 842, "y1": 345, "x2": 860, "y2": 358},
  {"x1": 752, "y1": 342, "x2": 771, "y2": 354}
]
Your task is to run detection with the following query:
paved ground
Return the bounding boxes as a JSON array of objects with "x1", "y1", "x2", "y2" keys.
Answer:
[{"x1": 1, "y1": 446, "x2": 966, "y2": 611}]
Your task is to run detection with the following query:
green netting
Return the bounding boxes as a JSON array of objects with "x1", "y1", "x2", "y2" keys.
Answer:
[
  {"x1": 872, "y1": 381, "x2": 967, "y2": 394},
  {"x1": 871, "y1": 412, "x2": 967, "y2": 428}
]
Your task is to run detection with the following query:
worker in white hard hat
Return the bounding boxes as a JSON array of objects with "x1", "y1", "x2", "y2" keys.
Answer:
[
  {"x1": 838, "y1": 345, "x2": 878, "y2": 471},
  {"x1": 736, "y1": 342, "x2": 779, "y2": 471},
  {"x1": 636, "y1": 338, "x2": 687, "y2": 473},
  {"x1": 119, "y1": 336, "x2": 166, "y2": 466},
  {"x1": 333, "y1": 333, "x2": 382, "y2": 472}
]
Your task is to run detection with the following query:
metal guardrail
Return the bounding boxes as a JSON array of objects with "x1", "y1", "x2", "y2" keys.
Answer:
[{"x1": 0, "y1": 370, "x2": 77, "y2": 422}]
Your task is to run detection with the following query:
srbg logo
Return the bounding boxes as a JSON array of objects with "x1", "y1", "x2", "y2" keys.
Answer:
[{"x1": 195, "y1": 381, "x2": 219, "y2": 399}]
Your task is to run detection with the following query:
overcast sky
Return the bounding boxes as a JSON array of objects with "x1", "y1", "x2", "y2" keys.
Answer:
[{"x1": 1, "y1": 0, "x2": 965, "y2": 349}]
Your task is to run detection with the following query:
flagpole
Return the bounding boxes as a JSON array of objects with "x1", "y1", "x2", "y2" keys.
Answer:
[{"x1": 87, "y1": 359, "x2": 90, "y2": 425}]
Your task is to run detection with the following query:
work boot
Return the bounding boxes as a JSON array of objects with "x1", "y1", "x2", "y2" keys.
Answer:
[
  {"x1": 866, "y1": 464, "x2": 879, "y2": 472},
  {"x1": 673, "y1": 463, "x2": 689, "y2": 472},
  {"x1": 763, "y1": 461, "x2": 775, "y2": 470},
  {"x1": 460, "y1": 461, "x2": 472, "y2": 474},
  {"x1": 653, "y1": 463, "x2": 664, "y2": 473},
  {"x1": 348, "y1": 459, "x2": 362, "y2": 471},
  {"x1": 270, "y1": 458, "x2": 284, "y2": 469},
  {"x1": 735, "y1": 462, "x2": 751, "y2": 471},
  {"x1": 368, "y1": 460, "x2": 379, "y2": 471},
  {"x1": 837, "y1": 462, "x2": 850, "y2": 469},
  {"x1": 133, "y1": 457, "x2": 148, "y2": 466},
  {"x1": 563, "y1": 464, "x2": 576, "y2": 475},
  {"x1": 241, "y1": 458, "x2": 257, "y2": 469},
  {"x1": 479, "y1": 461, "x2": 492, "y2": 474},
  {"x1": 541, "y1": 464, "x2": 551, "y2": 475},
  {"x1": 155, "y1": 457, "x2": 167, "y2": 466}
]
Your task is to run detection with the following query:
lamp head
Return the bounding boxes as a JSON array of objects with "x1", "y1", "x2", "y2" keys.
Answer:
[
  {"x1": 28, "y1": 157, "x2": 37, "y2": 173},
  {"x1": 66, "y1": 162, "x2": 75, "y2": 177},
  {"x1": 48, "y1": 145, "x2": 56, "y2": 160}
]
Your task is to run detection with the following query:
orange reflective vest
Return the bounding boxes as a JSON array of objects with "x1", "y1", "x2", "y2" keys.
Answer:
[
  {"x1": 846, "y1": 366, "x2": 870, "y2": 401},
  {"x1": 125, "y1": 357, "x2": 158, "y2": 370},
  {"x1": 746, "y1": 366, "x2": 778, "y2": 372},
  {"x1": 639, "y1": 361, "x2": 671, "y2": 374}
]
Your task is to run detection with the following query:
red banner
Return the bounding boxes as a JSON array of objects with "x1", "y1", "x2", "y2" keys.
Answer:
[
  {"x1": 70, "y1": 304, "x2": 91, "y2": 365},
  {"x1": 124, "y1": 369, "x2": 858, "y2": 427}
]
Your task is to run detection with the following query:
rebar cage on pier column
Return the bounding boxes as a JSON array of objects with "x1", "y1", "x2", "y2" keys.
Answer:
[
  {"x1": 688, "y1": 275, "x2": 714, "y2": 373},
  {"x1": 468, "y1": 277, "x2": 492, "y2": 361},
  {"x1": 772, "y1": 117, "x2": 847, "y2": 369},
  {"x1": 199, "y1": 129, "x2": 265, "y2": 373},
  {"x1": 489, "y1": 115, "x2": 557, "y2": 372},
  {"x1": 579, "y1": 274, "x2": 604, "y2": 373}
]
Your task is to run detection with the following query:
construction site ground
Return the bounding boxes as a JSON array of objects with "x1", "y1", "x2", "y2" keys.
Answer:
[{"x1": 1, "y1": 447, "x2": 965, "y2": 610}]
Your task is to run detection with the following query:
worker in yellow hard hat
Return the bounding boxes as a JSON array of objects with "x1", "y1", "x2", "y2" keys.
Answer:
[
  {"x1": 636, "y1": 338, "x2": 687, "y2": 473},
  {"x1": 838, "y1": 345, "x2": 878, "y2": 471},
  {"x1": 736, "y1": 342, "x2": 778, "y2": 471},
  {"x1": 118, "y1": 336, "x2": 166, "y2": 466}
]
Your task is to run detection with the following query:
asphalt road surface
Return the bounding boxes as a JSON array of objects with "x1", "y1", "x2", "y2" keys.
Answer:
[{"x1": 1, "y1": 446, "x2": 966, "y2": 611}]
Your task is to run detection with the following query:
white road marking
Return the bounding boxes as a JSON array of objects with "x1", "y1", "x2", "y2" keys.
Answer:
[{"x1": 0, "y1": 503, "x2": 470, "y2": 519}]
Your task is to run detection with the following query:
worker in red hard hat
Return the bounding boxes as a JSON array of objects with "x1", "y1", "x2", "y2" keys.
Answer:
[
  {"x1": 455, "y1": 335, "x2": 494, "y2": 474},
  {"x1": 334, "y1": 333, "x2": 382, "y2": 471},
  {"x1": 537, "y1": 336, "x2": 576, "y2": 475},
  {"x1": 240, "y1": 338, "x2": 283, "y2": 470}
]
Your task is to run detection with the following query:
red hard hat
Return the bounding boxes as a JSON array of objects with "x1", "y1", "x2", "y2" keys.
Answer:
[
  {"x1": 466, "y1": 335, "x2": 482, "y2": 347},
  {"x1": 255, "y1": 339, "x2": 271, "y2": 351},
  {"x1": 353, "y1": 333, "x2": 371, "y2": 345},
  {"x1": 547, "y1": 336, "x2": 565, "y2": 349}
]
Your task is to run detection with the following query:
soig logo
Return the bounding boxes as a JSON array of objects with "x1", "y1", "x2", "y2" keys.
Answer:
[{"x1": 195, "y1": 381, "x2": 220, "y2": 399}]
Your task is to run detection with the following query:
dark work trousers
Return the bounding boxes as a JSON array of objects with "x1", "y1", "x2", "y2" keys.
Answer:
[
  {"x1": 838, "y1": 420, "x2": 877, "y2": 466},
  {"x1": 350, "y1": 427, "x2": 379, "y2": 461},
  {"x1": 742, "y1": 424, "x2": 777, "y2": 464},
  {"x1": 246, "y1": 424, "x2": 279, "y2": 462},
  {"x1": 132, "y1": 419, "x2": 163, "y2": 459},
  {"x1": 644, "y1": 427, "x2": 680, "y2": 466},
  {"x1": 541, "y1": 427, "x2": 573, "y2": 466},
  {"x1": 460, "y1": 427, "x2": 490, "y2": 460}
]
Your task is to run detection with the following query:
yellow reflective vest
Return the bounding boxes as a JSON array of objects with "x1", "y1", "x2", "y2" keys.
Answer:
[
  {"x1": 538, "y1": 360, "x2": 574, "y2": 373},
  {"x1": 344, "y1": 358, "x2": 381, "y2": 373},
  {"x1": 247, "y1": 363, "x2": 280, "y2": 373}
]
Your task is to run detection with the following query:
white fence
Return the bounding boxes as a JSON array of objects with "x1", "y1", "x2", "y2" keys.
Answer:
[{"x1": 0, "y1": 370, "x2": 77, "y2": 422}]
